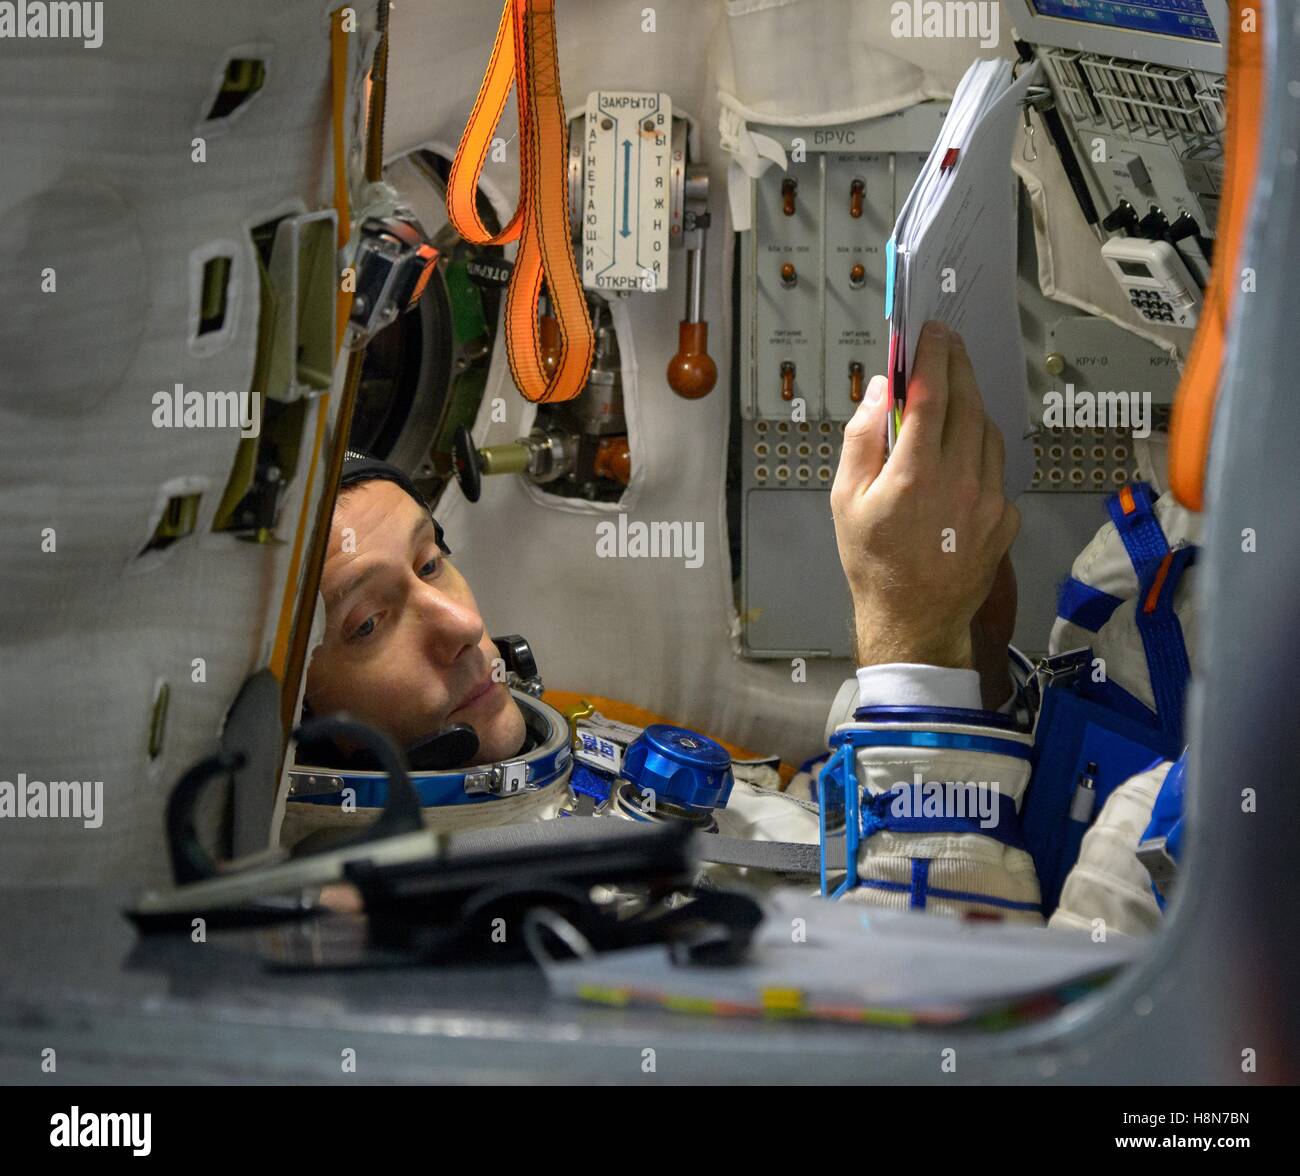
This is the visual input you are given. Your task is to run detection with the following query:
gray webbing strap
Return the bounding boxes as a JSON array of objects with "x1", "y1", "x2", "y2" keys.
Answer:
[{"x1": 446, "y1": 816, "x2": 846, "y2": 875}]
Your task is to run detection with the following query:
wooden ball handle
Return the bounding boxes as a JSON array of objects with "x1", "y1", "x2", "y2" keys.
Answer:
[{"x1": 667, "y1": 320, "x2": 717, "y2": 400}]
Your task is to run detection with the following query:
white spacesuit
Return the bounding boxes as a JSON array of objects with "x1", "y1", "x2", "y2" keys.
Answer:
[{"x1": 811, "y1": 483, "x2": 1197, "y2": 932}]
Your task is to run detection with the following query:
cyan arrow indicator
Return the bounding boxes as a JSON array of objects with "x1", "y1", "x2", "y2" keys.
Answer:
[{"x1": 620, "y1": 139, "x2": 632, "y2": 238}]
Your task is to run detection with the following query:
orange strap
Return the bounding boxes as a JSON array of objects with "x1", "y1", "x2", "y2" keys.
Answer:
[
  {"x1": 270, "y1": 5, "x2": 355, "y2": 681},
  {"x1": 447, "y1": 0, "x2": 593, "y2": 403},
  {"x1": 1169, "y1": 4, "x2": 1265, "y2": 511}
]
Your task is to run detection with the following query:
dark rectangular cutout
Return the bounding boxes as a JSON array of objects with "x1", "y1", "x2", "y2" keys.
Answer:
[
  {"x1": 198, "y1": 256, "x2": 232, "y2": 336},
  {"x1": 207, "y1": 58, "x2": 266, "y2": 120}
]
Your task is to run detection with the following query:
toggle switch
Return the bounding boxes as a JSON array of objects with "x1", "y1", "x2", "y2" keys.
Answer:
[
  {"x1": 780, "y1": 261, "x2": 797, "y2": 288},
  {"x1": 781, "y1": 178, "x2": 797, "y2": 217},
  {"x1": 1138, "y1": 206, "x2": 1169, "y2": 240},
  {"x1": 1102, "y1": 199, "x2": 1139, "y2": 236},
  {"x1": 848, "y1": 361, "x2": 864, "y2": 403},
  {"x1": 780, "y1": 360, "x2": 795, "y2": 401},
  {"x1": 849, "y1": 178, "x2": 865, "y2": 219},
  {"x1": 849, "y1": 263, "x2": 865, "y2": 289}
]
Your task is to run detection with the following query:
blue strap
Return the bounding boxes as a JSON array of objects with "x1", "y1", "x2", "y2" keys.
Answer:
[
  {"x1": 1056, "y1": 576, "x2": 1124, "y2": 632},
  {"x1": 568, "y1": 763, "x2": 614, "y2": 804},
  {"x1": 831, "y1": 727, "x2": 1032, "y2": 762},
  {"x1": 855, "y1": 876, "x2": 1042, "y2": 914},
  {"x1": 1134, "y1": 546, "x2": 1196, "y2": 738},
  {"x1": 1141, "y1": 752, "x2": 1187, "y2": 849},
  {"x1": 1107, "y1": 481, "x2": 1169, "y2": 580},
  {"x1": 859, "y1": 785, "x2": 1030, "y2": 852},
  {"x1": 910, "y1": 859, "x2": 930, "y2": 910}
]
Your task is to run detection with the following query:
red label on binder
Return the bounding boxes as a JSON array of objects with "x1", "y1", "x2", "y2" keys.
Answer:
[{"x1": 940, "y1": 147, "x2": 961, "y2": 171}]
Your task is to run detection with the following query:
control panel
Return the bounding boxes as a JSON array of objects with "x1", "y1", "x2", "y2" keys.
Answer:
[
  {"x1": 1005, "y1": 0, "x2": 1227, "y2": 303},
  {"x1": 737, "y1": 104, "x2": 946, "y2": 659}
]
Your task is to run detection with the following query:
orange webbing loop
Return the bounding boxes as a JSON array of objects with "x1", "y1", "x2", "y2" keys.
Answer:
[
  {"x1": 448, "y1": 0, "x2": 593, "y2": 403},
  {"x1": 1168, "y1": 4, "x2": 1265, "y2": 511}
]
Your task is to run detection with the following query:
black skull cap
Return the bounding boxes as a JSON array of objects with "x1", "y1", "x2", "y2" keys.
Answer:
[{"x1": 339, "y1": 449, "x2": 449, "y2": 553}]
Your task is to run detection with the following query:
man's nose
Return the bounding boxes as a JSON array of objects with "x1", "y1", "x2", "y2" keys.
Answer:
[{"x1": 412, "y1": 582, "x2": 484, "y2": 664}]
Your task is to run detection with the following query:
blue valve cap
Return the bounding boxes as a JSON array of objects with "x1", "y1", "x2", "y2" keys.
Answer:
[{"x1": 621, "y1": 724, "x2": 734, "y2": 812}]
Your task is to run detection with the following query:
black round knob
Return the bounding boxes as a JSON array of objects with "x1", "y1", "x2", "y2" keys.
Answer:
[{"x1": 452, "y1": 424, "x2": 483, "y2": 504}]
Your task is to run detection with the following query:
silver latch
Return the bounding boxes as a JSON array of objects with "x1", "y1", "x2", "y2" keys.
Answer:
[
  {"x1": 1026, "y1": 646, "x2": 1094, "y2": 722},
  {"x1": 287, "y1": 770, "x2": 346, "y2": 797},
  {"x1": 1137, "y1": 836, "x2": 1178, "y2": 900},
  {"x1": 463, "y1": 759, "x2": 531, "y2": 797}
]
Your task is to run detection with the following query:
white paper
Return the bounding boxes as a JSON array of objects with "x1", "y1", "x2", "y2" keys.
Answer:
[{"x1": 889, "y1": 61, "x2": 1041, "y2": 499}]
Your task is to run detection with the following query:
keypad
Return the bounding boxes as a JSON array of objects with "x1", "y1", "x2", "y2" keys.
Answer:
[{"x1": 1127, "y1": 287, "x2": 1178, "y2": 323}]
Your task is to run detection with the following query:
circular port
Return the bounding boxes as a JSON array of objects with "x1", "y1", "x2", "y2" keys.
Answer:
[
  {"x1": 1049, "y1": 444, "x2": 1064, "y2": 462},
  {"x1": 755, "y1": 420, "x2": 769, "y2": 434},
  {"x1": 776, "y1": 421, "x2": 790, "y2": 434},
  {"x1": 1091, "y1": 468, "x2": 1107, "y2": 485},
  {"x1": 1049, "y1": 467, "x2": 1065, "y2": 485},
  {"x1": 797, "y1": 466, "x2": 811, "y2": 482},
  {"x1": 1112, "y1": 445, "x2": 1129, "y2": 461},
  {"x1": 1070, "y1": 468, "x2": 1085, "y2": 486},
  {"x1": 818, "y1": 443, "x2": 832, "y2": 458},
  {"x1": 798, "y1": 422, "x2": 811, "y2": 433},
  {"x1": 775, "y1": 442, "x2": 790, "y2": 458},
  {"x1": 1112, "y1": 468, "x2": 1127, "y2": 483},
  {"x1": 797, "y1": 443, "x2": 812, "y2": 458},
  {"x1": 754, "y1": 442, "x2": 769, "y2": 458},
  {"x1": 819, "y1": 421, "x2": 833, "y2": 434},
  {"x1": 755, "y1": 465, "x2": 769, "y2": 481},
  {"x1": 1033, "y1": 445, "x2": 1043, "y2": 460},
  {"x1": 1032, "y1": 469, "x2": 1043, "y2": 486},
  {"x1": 1092, "y1": 445, "x2": 1107, "y2": 461},
  {"x1": 818, "y1": 466, "x2": 832, "y2": 482},
  {"x1": 1071, "y1": 445, "x2": 1085, "y2": 462},
  {"x1": 775, "y1": 464, "x2": 791, "y2": 481}
]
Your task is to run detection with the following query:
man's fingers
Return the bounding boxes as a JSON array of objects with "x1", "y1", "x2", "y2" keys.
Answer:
[
  {"x1": 833, "y1": 373, "x2": 890, "y2": 501},
  {"x1": 893, "y1": 321, "x2": 950, "y2": 471},
  {"x1": 941, "y1": 332, "x2": 985, "y2": 482},
  {"x1": 979, "y1": 414, "x2": 1006, "y2": 499},
  {"x1": 994, "y1": 499, "x2": 1022, "y2": 554}
]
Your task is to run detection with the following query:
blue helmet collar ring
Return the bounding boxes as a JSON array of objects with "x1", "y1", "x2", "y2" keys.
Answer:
[{"x1": 288, "y1": 691, "x2": 571, "y2": 809}]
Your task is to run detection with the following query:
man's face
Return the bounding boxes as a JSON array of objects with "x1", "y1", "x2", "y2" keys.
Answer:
[{"x1": 305, "y1": 479, "x2": 526, "y2": 766}]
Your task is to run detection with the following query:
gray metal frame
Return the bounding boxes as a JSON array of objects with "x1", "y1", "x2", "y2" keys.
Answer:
[{"x1": 0, "y1": 8, "x2": 1295, "y2": 1088}]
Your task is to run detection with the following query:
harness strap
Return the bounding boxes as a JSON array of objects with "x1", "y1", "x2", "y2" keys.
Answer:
[
  {"x1": 1056, "y1": 576, "x2": 1124, "y2": 633},
  {"x1": 447, "y1": 814, "x2": 844, "y2": 874},
  {"x1": 1134, "y1": 545, "x2": 1197, "y2": 738},
  {"x1": 447, "y1": 0, "x2": 594, "y2": 403},
  {"x1": 1107, "y1": 481, "x2": 1170, "y2": 581}
]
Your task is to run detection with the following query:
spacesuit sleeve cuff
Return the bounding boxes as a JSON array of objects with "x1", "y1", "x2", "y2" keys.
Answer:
[{"x1": 855, "y1": 663, "x2": 983, "y2": 711}]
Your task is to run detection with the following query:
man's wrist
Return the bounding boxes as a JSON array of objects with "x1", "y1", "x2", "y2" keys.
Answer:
[{"x1": 853, "y1": 619, "x2": 974, "y2": 671}]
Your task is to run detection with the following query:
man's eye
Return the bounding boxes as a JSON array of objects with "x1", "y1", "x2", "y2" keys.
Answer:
[
  {"x1": 418, "y1": 556, "x2": 442, "y2": 578},
  {"x1": 349, "y1": 615, "x2": 378, "y2": 642}
]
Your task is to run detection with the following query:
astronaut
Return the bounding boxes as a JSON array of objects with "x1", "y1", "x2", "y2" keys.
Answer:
[
  {"x1": 287, "y1": 322, "x2": 1191, "y2": 925},
  {"x1": 282, "y1": 451, "x2": 820, "y2": 865}
]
